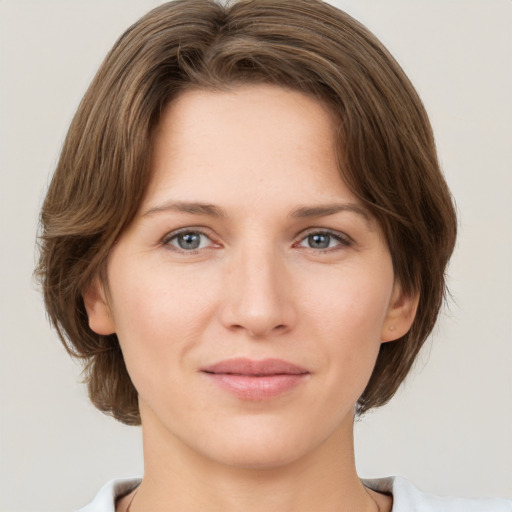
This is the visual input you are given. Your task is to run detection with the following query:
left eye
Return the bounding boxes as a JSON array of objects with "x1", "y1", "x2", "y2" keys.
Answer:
[
  {"x1": 299, "y1": 232, "x2": 346, "y2": 250},
  {"x1": 166, "y1": 231, "x2": 212, "y2": 251}
]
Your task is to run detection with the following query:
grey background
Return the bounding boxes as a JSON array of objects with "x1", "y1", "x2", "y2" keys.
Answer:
[{"x1": 1, "y1": 1, "x2": 511, "y2": 510}]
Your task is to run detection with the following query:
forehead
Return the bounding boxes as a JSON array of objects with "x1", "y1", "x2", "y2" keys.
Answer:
[
  {"x1": 145, "y1": 84, "x2": 357, "y2": 212},
  {"x1": 153, "y1": 84, "x2": 337, "y2": 164}
]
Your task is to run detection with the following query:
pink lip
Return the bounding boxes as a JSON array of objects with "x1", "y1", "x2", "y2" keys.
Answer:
[{"x1": 201, "y1": 358, "x2": 310, "y2": 400}]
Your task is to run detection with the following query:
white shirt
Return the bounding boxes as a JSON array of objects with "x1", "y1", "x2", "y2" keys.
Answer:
[{"x1": 78, "y1": 476, "x2": 512, "y2": 511}]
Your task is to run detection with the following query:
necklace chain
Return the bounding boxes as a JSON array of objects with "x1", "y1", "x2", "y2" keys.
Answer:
[
  {"x1": 125, "y1": 488, "x2": 138, "y2": 512},
  {"x1": 126, "y1": 486, "x2": 380, "y2": 512},
  {"x1": 365, "y1": 487, "x2": 382, "y2": 512}
]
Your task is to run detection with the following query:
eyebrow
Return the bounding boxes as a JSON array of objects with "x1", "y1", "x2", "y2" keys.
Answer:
[
  {"x1": 143, "y1": 200, "x2": 370, "y2": 222},
  {"x1": 143, "y1": 201, "x2": 226, "y2": 218},
  {"x1": 289, "y1": 203, "x2": 370, "y2": 221}
]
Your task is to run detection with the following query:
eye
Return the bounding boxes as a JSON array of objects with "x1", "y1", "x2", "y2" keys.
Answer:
[
  {"x1": 298, "y1": 230, "x2": 350, "y2": 251},
  {"x1": 164, "y1": 230, "x2": 213, "y2": 251}
]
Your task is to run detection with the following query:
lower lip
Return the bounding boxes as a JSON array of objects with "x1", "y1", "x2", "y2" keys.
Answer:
[{"x1": 203, "y1": 373, "x2": 308, "y2": 400}]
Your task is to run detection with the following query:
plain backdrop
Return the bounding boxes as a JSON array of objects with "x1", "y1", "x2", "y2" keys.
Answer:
[{"x1": 1, "y1": 1, "x2": 511, "y2": 511}]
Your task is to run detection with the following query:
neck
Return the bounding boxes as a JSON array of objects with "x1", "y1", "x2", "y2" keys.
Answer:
[{"x1": 126, "y1": 407, "x2": 385, "y2": 512}]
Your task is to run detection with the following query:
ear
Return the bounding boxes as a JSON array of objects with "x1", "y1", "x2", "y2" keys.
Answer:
[
  {"x1": 381, "y1": 282, "x2": 419, "y2": 343},
  {"x1": 82, "y1": 277, "x2": 116, "y2": 335}
]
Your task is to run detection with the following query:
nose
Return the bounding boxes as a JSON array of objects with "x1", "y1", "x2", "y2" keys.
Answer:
[{"x1": 218, "y1": 245, "x2": 297, "y2": 338}]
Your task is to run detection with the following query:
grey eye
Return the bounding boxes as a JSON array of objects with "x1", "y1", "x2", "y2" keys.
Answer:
[
  {"x1": 298, "y1": 231, "x2": 349, "y2": 251},
  {"x1": 306, "y1": 233, "x2": 333, "y2": 249},
  {"x1": 168, "y1": 231, "x2": 210, "y2": 251},
  {"x1": 177, "y1": 233, "x2": 201, "y2": 250}
]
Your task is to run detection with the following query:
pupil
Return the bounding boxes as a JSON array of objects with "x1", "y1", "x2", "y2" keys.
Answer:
[
  {"x1": 309, "y1": 234, "x2": 330, "y2": 249},
  {"x1": 178, "y1": 233, "x2": 201, "y2": 250}
]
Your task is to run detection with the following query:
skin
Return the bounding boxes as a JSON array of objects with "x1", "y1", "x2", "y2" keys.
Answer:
[{"x1": 85, "y1": 85, "x2": 417, "y2": 512}]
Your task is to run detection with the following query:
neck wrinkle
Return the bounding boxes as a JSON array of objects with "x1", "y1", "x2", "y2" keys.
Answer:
[{"x1": 135, "y1": 405, "x2": 377, "y2": 512}]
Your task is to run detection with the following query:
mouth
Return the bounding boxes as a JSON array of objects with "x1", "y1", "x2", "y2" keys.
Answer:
[{"x1": 200, "y1": 358, "x2": 310, "y2": 400}]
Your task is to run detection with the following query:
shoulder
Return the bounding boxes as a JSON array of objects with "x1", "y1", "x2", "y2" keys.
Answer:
[
  {"x1": 77, "y1": 478, "x2": 141, "y2": 512},
  {"x1": 363, "y1": 476, "x2": 512, "y2": 512}
]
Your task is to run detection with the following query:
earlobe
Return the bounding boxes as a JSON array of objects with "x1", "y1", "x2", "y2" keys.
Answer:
[
  {"x1": 82, "y1": 277, "x2": 116, "y2": 335},
  {"x1": 381, "y1": 283, "x2": 419, "y2": 342}
]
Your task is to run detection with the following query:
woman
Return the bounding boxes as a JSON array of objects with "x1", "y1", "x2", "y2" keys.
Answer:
[{"x1": 36, "y1": 1, "x2": 511, "y2": 511}]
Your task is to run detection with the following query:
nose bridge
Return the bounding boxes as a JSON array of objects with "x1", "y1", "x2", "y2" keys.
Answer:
[{"x1": 219, "y1": 239, "x2": 295, "y2": 337}]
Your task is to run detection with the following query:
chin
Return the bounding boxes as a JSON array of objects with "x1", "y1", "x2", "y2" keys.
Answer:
[
  {"x1": 209, "y1": 439, "x2": 306, "y2": 471},
  {"x1": 195, "y1": 417, "x2": 322, "y2": 471}
]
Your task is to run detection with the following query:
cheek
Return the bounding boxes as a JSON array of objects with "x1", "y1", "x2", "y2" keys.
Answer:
[
  {"x1": 108, "y1": 261, "x2": 222, "y2": 364},
  {"x1": 302, "y1": 266, "x2": 393, "y2": 386},
  {"x1": 305, "y1": 267, "x2": 393, "y2": 339}
]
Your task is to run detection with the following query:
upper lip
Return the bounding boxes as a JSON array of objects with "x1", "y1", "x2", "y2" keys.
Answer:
[{"x1": 201, "y1": 358, "x2": 309, "y2": 376}]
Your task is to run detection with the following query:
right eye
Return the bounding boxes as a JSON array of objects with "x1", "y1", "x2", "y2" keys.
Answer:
[{"x1": 164, "y1": 230, "x2": 213, "y2": 252}]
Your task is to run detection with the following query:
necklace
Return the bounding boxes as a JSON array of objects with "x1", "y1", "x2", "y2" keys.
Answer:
[
  {"x1": 125, "y1": 488, "x2": 138, "y2": 512},
  {"x1": 365, "y1": 486, "x2": 382, "y2": 512},
  {"x1": 125, "y1": 487, "x2": 381, "y2": 512}
]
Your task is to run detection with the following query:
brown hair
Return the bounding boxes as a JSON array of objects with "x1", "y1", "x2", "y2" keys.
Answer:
[{"x1": 36, "y1": 0, "x2": 457, "y2": 425}]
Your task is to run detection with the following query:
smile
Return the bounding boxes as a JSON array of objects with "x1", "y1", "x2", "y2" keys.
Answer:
[{"x1": 201, "y1": 358, "x2": 310, "y2": 400}]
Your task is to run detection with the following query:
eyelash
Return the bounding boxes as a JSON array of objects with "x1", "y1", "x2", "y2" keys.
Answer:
[
  {"x1": 295, "y1": 229, "x2": 353, "y2": 252},
  {"x1": 161, "y1": 227, "x2": 353, "y2": 254},
  {"x1": 161, "y1": 227, "x2": 215, "y2": 254}
]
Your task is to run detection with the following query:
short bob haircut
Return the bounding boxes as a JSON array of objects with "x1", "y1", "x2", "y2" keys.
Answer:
[{"x1": 36, "y1": 0, "x2": 457, "y2": 426}]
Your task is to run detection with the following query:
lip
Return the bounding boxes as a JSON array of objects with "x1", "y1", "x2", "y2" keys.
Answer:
[{"x1": 201, "y1": 358, "x2": 310, "y2": 400}]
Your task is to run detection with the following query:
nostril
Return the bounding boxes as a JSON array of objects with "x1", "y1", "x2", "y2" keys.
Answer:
[{"x1": 228, "y1": 322, "x2": 288, "y2": 337}]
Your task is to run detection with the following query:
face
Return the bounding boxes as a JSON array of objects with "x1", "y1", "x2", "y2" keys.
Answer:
[{"x1": 85, "y1": 85, "x2": 415, "y2": 470}]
